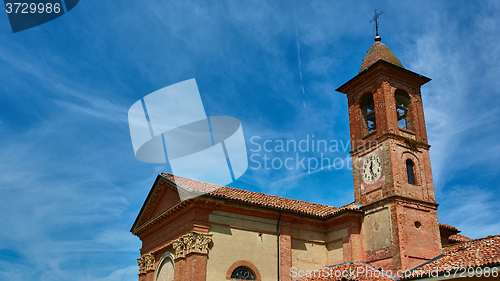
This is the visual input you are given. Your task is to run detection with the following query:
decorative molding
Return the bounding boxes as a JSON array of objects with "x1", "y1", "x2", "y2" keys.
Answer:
[
  {"x1": 172, "y1": 231, "x2": 212, "y2": 259},
  {"x1": 137, "y1": 252, "x2": 155, "y2": 274},
  {"x1": 226, "y1": 260, "x2": 262, "y2": 281},
  {"x1": 400, "y1": 200, "x2": 431, "y2": 212},
  {"x1": 361, "y1": 195, "x2": 438, "y2": 211},
  {"x1": 153, "y1": 252, "x2": 175, "y2": 281},
  {"x1": 133, "y1": 200, "x2": 191, "y2": 235}
]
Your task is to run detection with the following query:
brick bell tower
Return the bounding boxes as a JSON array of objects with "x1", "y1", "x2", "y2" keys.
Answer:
[{"x1": 336, "y1": 36, "x2": 441, "y2": 272}]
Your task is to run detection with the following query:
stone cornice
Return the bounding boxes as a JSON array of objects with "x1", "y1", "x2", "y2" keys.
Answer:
[
  {"x1": 350, "y1": 132, "x2": 431, "y2": 156},
  {"x1": 132, "y1": 199, "x2": 192, "y2": 236},
  {"x1": 133, "y1": 195, "x2": 366, "y2": 238},
  {"x1": 360, "y1": 195, "x2": 439, "y2": 211},
  {"x1": 336, "y1": 59, "x2": 430, "y2": 95}
]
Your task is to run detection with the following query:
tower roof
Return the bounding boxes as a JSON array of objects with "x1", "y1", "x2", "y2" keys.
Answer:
[{"x1": 359, "y1": 39, "x2": 404, "y2": 73}]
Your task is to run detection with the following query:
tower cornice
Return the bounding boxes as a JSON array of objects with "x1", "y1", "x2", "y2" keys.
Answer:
[
  {"x1": 350, "y1": 132, "x2": 431, "y2": 157},
  {"x1": 359, "y1": 194, "x2": 439, "y2": 211},
  {"x1": 336, "y1": 60, "x2": 430, "y2": 95}
]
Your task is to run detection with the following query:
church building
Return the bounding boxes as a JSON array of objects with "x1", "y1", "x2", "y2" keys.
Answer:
[{"x1": 130, "y1": 36, "x2": 500, "y2": 281}]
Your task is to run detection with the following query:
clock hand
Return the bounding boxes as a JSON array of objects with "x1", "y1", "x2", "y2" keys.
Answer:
[{"x1": 370, "y1": 162, "x2": 376, "y2": 181}]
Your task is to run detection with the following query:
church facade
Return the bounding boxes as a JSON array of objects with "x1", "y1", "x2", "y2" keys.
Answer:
[{"x1": 130, "y1": 37, "x2": 500, "y2": 281}]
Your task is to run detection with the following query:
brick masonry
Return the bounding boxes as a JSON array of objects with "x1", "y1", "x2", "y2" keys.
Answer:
[{"x1": 337, "y1": 56, "x2": 441, "y2": 272}]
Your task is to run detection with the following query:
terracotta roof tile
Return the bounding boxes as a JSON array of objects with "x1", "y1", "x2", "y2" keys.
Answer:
[
  {"x1": 161, "y1": 173, "x2": 360, "y2": 218},
  {"x1": 439, "y1": 223, "x2": 458, "y2": 231},
  {"x1": 409, "y1": 235, "x2": 500, "y2": 276},
  {"x1": 360, "y1": 41, "x2": 404, "y2": 73},
  {"x1": 448, "y1": 233, "x2": 473, "y2": 244}
]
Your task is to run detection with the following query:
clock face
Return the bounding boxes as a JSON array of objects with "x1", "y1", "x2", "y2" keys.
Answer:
[{"x1": 362, "y1": 153, "x2": 382, "y2": 184}]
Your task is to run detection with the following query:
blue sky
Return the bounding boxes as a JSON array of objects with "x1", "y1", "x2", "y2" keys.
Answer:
[{"x1": 1, "y1": 0, "x2": 500, "y2": 280}]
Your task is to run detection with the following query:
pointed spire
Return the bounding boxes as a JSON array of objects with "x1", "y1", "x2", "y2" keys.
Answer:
[
  {"x1": 359, "y1": 41, "x2": 404, "y2": 73},
  {"x1": 359, "y1": 10, "x2": 404, "y2": 72}
]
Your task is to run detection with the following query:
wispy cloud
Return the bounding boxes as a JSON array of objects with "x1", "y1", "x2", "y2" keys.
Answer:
[
  {"x1": 405, "y1": 2, "x2": 500, "y2": 236},
  {"x1": 438, "y1": 185, "x2": 500, "y2": 238},
  {"x1": 53, "y1": 98, "x2": 128, "y2": 124}
]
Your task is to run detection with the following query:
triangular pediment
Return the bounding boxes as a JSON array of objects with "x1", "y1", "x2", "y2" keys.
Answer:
[{"x1": 130, "y1": 175, "x2": 182, "y2": 233}]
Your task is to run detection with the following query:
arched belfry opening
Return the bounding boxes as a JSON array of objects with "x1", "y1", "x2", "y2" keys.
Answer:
[
  {"x1": 360, "y1": 93, "x2": 376, "y2": 134},
  {"x1": 395, "y1": 89, "x2": 411, "y2": 130}
]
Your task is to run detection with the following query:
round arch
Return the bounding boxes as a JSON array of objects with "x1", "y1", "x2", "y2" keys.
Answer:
[
  {"x1": 359, "y1": 92, "x2": 376, "y2": 134},
  {"x1": 154, "y1": 252, "x2": 175, "y2": 281},
  {"x1": 395, "y1": 89, "x2": 413, "y2": 130},
  {"x1": 401, "y1": 151, "x2": 422, "y2": 186},
  {"x1": 226, "y1": 260, "x2": 262, "y2": 281}
]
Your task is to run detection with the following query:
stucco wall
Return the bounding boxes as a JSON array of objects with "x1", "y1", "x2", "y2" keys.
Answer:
[
  {"x1": 326, "y1": 228, "x2": 346, "y2": 265},
  {"x1": 327, "y1": 240, "x2": 343, "y2": 265},
  {"x1": 206, "y1": 210, "x2": 278, "y2": 281},
  {"x1": 290, "y1": 226, "x2": 328, "y2": 273},
  {"x1": 291, "y1": 239, "x2": 327, "y2": 275},
  {"x1": 205, "y1": 210, "x2": 353, "y2": 280}
]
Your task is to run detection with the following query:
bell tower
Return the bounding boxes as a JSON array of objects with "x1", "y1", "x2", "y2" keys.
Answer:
[{"x1": 336, "y1": 36, "x2": 441, "y2": 272}]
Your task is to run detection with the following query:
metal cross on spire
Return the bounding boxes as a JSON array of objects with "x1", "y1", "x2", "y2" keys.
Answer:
[{"x1": 369, "y1": 9, "x2": 383, "y2": 39}]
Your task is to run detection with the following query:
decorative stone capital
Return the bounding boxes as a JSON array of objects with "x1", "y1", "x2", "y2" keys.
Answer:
[
  {"x1": 137, "y1": 252, "x2": 155, "y2": 274},
  {"x1": 172, "y1": 231, "x2": 212, "y2": 259}
]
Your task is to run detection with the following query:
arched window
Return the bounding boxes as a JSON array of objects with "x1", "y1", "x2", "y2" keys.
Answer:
[
  {"x1": 395, "y1": 90, "x2": 411, "y2": 130},
  {"x1": 231, "y1": 266, "x2": 256, "y2": 280},
  {"x1": 406, "y1": 159, "x2": 416, "y2": 185},
  {"x1": 360, "y1": 93, "x2": 376, "y2": 134}
]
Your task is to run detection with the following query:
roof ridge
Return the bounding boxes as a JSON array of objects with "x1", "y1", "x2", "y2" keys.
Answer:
[
  {"x1": 161, "y1": 172, "x2": 223, "y2": 187},
  {"x1": 215, "y1": 185, "x2": 339, "y2": 209}
]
